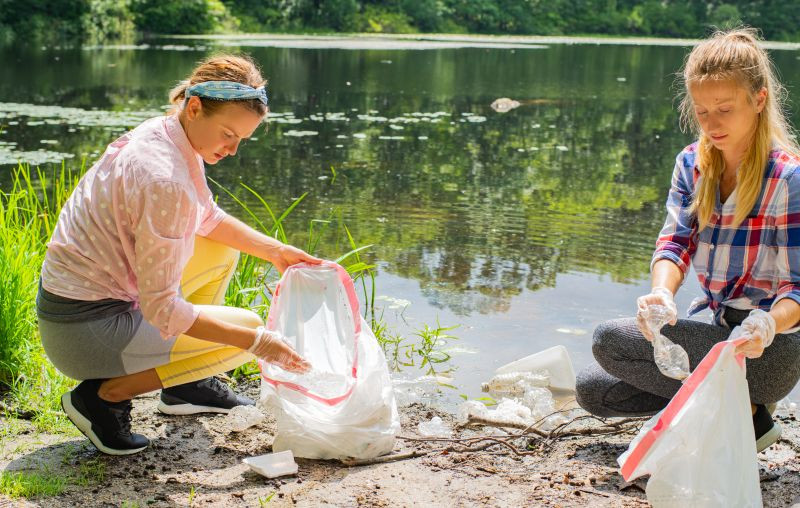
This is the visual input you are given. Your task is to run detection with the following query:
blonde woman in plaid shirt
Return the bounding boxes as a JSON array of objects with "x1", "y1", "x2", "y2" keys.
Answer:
[{"x1": 577, "y1": 28, "x2": 800, "y2": 453}]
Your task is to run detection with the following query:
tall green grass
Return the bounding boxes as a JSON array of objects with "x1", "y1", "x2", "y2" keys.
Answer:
[{"x1": 0, "y1": 164, "x2": 80, "y2": 427}]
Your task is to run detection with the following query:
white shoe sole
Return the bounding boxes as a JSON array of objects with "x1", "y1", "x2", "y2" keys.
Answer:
[
  {"x1": 61, "y1": 393, "x2": 148, "y2": 456},
  {"x1": 156, "y1": 401, "x2": 233, "y2": 416},
  {"x1": 756, "y1": 421, "x2": 782, "y2": 453}
]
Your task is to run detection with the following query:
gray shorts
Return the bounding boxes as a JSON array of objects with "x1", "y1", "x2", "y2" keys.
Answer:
[{"x1": 36, "y1": 284, "x2": 177, "y2": 380}]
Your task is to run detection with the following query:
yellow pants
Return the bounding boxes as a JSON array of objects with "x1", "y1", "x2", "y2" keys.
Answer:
[{"x1": 154, "y1": 236, "x2": 260, "y2": 387}]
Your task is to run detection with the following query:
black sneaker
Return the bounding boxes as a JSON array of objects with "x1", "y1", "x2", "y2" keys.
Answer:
[
  {"x1": 61, "y1": 379, "x2": 150, "y2": 455},
  {"x1": 754, "y1": 404, "x2": 782, "y2": 452},
  {"x1": 157, "y1": 377, "x2": 254, "y2": 415}
]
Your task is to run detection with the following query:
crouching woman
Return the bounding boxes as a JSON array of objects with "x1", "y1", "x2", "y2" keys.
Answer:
[
  {"x1": 37, "y1": 54, "x2": 316, "y2": 455},
  {"x1": 576, "y1": 28, "x2": 800, "y2": 453}
]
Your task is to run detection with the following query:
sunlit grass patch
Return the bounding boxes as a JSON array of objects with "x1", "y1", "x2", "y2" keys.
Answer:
[
  {"x1": 0, "y1": 470, "x2": 69, "y2": 498},
  {"x1": 0, "y1": 164, "x2": 80, "y2": 431}
]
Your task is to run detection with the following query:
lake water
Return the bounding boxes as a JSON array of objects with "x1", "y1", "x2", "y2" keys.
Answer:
[{"x1": 3, "y1": 36, "x2": 800, "y2": 404}]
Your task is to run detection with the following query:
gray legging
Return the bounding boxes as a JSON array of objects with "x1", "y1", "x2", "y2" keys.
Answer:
[{"x1": 576, "y1": 307, "x2": 800, "y2": 417}]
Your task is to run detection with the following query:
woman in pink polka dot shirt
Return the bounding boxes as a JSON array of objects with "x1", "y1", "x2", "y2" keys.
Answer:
[{"x1": 37, "y1": 54, "x2": 317, "y2": 455}]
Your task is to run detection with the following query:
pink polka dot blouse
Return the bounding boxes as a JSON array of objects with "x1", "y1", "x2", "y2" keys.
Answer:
[{"x1": 41, "y1": 114, "x2": 229, "y2": 339}]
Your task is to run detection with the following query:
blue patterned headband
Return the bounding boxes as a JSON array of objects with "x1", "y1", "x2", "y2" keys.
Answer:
[{"x1": 185, "y1": 80, "x2": 268, "y2": 106}]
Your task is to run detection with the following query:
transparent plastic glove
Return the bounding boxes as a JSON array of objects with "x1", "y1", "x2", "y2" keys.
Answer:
[
  {"x1": 733, "y1": 309, "x2": 776, "y2": 359},
  {"x1": 639, "y1": 302, "x2": 690, "y2": 380},
  {"x1": 636, "y1": 287, "x2": 678, "y2": 342},
  {"x1": 248, "y1": 326, "x2": 311, "y2": 374}
]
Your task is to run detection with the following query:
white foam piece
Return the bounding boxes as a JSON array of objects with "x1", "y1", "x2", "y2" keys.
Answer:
[{"x1": 243, "y1": 450, "x2": 299, "y2": 478}]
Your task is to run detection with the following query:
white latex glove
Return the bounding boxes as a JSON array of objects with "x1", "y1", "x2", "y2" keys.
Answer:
[
  {"x1": 636, "y1": 287, "x2": 678, "y2": 342},
  {"x1": 248, "y1": 326, "x2": 311, "y2": 373},
  {"x1": 734, "y1": 309, "x2": 776, "y2": 359}
]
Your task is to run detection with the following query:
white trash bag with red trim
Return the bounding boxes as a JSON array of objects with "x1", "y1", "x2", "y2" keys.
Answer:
[
  {"x1": 259, "y1": 261, "x2": 399, "y2": 460},
  {"x1": 618, "y1": 335, "x2": 761, "y2": 507}
]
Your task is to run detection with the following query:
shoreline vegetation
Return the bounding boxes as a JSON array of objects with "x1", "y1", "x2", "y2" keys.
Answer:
[
  {"x1": 1, "y1": 1, "x2": 797, "y2": 47},
  {"x1": 163, "y1": 32, "x2": 800, "y2": 51}
]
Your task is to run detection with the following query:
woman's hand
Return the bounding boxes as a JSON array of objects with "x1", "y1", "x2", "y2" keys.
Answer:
[
  {"x1": 269, "y1": 244, "x2": 322, "y2": 274},
  {"x1": 734, "y1": 309, "x2": 776, "y2": 359},
  {"x1": 248, "y1": 326, "x2": 311, "y2": 373},
  {"x1": 636, "y1": 287, "x2": 678, "y2": 341},
  {"x1": 203, "y1": 216, "x2": 321, "y2": 273}
]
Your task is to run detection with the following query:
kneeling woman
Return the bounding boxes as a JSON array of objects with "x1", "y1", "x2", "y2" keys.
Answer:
[
  {"x1": 576, "y1": 28, "x2": 800, "y2": 453},
  {"x1": 37, "y1": 54, "x2": 317, "y2": 455}
]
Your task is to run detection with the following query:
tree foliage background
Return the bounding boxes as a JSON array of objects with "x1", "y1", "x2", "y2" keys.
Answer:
[{"x1": 0, "y1": 0, "x2": 797, "y2": 44}]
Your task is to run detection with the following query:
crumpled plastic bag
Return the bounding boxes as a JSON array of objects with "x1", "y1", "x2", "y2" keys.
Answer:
[
  {"x1": 259, "y1": 261, "x2": 400, "y2": 460},
  {"x1": 618, "y1": 336, "x2": 761, "y2": 507}
]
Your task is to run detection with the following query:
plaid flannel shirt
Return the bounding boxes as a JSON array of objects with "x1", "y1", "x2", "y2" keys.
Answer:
[{"x1": 653, "y1": 142, "x2": 800, "y2": 329}]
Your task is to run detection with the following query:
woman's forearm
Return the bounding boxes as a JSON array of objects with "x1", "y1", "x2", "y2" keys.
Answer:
[
  {"x1": 651, "y1": 259, "x2": 684, "y2": 295},
  {"x1": 204, "y1": 215, "x2": 283, "y2": 261},
  {"x1": 184, "y1": 311, "x2": 257, "y2": 350},
  {"x1": 770, "y1": 298, "x2": 800, "y2": 334}
]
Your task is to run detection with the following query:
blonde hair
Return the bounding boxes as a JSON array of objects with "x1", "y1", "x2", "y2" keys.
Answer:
[
  {"x1": 168, "y1": 53, "x2": 268, "y2": 117},
  {"x1": 678, "y1": 27, "x2": 798, "y2": 229}
]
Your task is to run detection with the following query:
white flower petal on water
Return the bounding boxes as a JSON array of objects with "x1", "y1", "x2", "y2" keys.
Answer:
[{"x1": 284, "y1": 130, "x2": 319, "y2": 137}]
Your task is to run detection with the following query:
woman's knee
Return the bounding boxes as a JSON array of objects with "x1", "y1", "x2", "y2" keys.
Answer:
[
  {"x1": 591, "y1": 318, "x2": 637, "y2": 362},
  {"x1": 194, "y1": 235, "x2": 239, "y2": 265},
  {"x1": 748, "y1": 336, "x2": 800, "y2": 403},
  {"x1": 237, "y1": 309, "x2": 264, "y2": 329}
]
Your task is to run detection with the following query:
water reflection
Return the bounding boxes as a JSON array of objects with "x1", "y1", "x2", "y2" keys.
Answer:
[{"x1": 4, "y1": 41, "x2": 800, "y2": 315}]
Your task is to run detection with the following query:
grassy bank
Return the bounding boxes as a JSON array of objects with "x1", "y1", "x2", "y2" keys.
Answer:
[{"x1": 0, "y1": 165, "x2": 78, "y2": 431}]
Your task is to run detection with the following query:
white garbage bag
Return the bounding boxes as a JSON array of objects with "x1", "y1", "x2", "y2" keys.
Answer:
[
  {"x1": 259, "y1": 261, "x2": 400, "y2": 460},
  {"x1": 618, "y1": 336, "x2": 761, "y2": 507}
]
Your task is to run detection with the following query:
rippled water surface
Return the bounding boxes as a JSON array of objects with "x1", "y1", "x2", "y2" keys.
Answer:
[{"x1": 4, "y1": 38, "x2": 800, "y2": 401}]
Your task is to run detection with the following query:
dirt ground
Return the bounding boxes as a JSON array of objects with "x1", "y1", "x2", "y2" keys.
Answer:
[{"x1": 2, "y1": 381, "x2": 800, "y2": 507}]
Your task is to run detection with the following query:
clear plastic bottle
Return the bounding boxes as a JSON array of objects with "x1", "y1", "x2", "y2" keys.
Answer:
[
  {"x1": 647, "y1": 304, "x2": 690, "y2": 380},
  {"x1": 481, "y1": 371, "x2": 549, "y2": 395}
]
